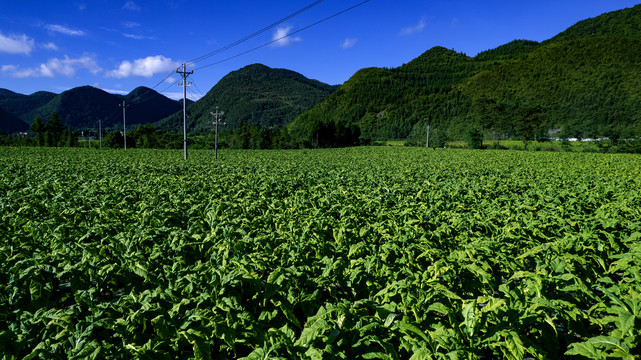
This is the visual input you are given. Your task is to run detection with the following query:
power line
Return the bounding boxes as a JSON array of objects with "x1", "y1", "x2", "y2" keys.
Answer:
[
  {"x1": 194, "y1": 0, "x2": 372, "y2": 71},
  {"x1": 188, "y1": 0, "x2": 325, "y2": 65},
  {"x1": 191, "y1": 81, "x2": 206, "y2": 98},
  {"x1": 108, "y1": 0, "x2": 371, "y2": 122}
]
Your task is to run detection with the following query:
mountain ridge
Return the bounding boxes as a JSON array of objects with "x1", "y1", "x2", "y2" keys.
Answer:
[
  {"x1": 290, "y1": 4, "x2": 641, "y2": 145},
  {"x1": 154, "y1": 63, "x2": 338, "y2": 134},
  {"x1": 0, "y1": 86, "x2": 185, "y2": 130}
]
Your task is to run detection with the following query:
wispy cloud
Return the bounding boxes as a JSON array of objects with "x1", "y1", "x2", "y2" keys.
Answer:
[
  {"x1": 99, "y1": 88, "x2": 129, "y2": 95},
  {"x1": 400, "y1": 17, "x2": 427, "y2": 36},
  {"x1": 341, "y1": 38, "x2": 358, "y2": 49},
  {"x1": 123, "y1": 33, "x2": 155, "y2": 40},
  {"x1": 47, "y1": 24, "x2": 87, "y2": 36},
  {"x1": 106, "y1": 55, "x2": 179, "y2": 78},
  {"x1": 272, "y1": 26, "x2": 302, "y2": 47},
  {"x1": 0, "y1": 32, "x2": 34, "y2": 54},
  {"x1": 123, "y1": 1, "x2": 141, "y2": 11},
  {"x1": 1, "y1": 55, "x2": 101, "y2": 78},
  {"x1": 41, "y1": 42, "x2": 59, "y2": 51},
  {"x1": 122, "y1": 21, "x2": 140, "y2": 28}
]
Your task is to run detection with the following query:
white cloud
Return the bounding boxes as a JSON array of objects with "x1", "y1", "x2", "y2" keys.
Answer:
[
  {"x1": 122, "y1": 21, "x2": 141, "y2": 28},
  {"x1": 272, "y1": 26, "x2": 302, "y2": 47},
  {"x1": 1, "y1": 55, "x2": 101, "y2": 78},
  {"x1": 0, "y1": 32, "x2": 34, "y2": 54},
  {"x1": 42, "y1": 42, "x2": 59, "y2": 51},
  {"x1": 123, "y1": 33, "x2": 155, "y2": 40},
  {"x1": 47, "y1": 24, "x2": 87, "y2": 36},
  {"x1": 400, "y1": 17, "x2": 427, "y2": 36},
  {"x1": 107, "y1": 55, "x2": 179, "y2": 78},
  {"x1": 123, "y1": 1, "x2": 141, "y2": 11},
  {"x1": 341, "y1": 38, "x2": 358, "y2": 49},
  {"x1": 100, "y1": 88, "x2": 129, "y2": 95}
]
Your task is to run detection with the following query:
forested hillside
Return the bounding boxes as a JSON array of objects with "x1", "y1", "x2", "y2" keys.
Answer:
[
  {"x1": 290, "y1": 4, "x2": 641, "y2": 146},
  {"x1": 155, "y1": 64, "x2": 338, "y2": 134},
  {"x1": 0, "y1": 86, "x2": 184, "y2": 130},
  {"x1": 0, "y1": 89, "x2": 56, "y2": 121},
  {"x1": 0, "y1": 106, "x2": 28, "y2": 133}
]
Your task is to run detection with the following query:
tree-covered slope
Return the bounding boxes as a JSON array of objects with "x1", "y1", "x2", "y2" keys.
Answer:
[
  {"x1": 292, "y1": 4, "x2": 641, "y2": 145},
  {"x1": 121, "y1": 86, "x2": 185, "y2": 129},
  {"x1": 154, "y1": 64, "x2": 338, "y2": 134},
  {"x1": 458, "y1": 36, "x2": 641, "y2": 138},
  {"x1": 12, "y1": 86, "x2": 183, "y2": 129},
  {"x1": 0, "y1": 89, "x2": 56, "y2": 122},
  {"x1": 0, "y1": 106, "x2": 29, "y2": 133},
  {"x1": 549, "y1": 4, "x2": 641, "y2": 42},
  {"x1": 288, "y1": 47, "x2": 485, "y2": 143}
]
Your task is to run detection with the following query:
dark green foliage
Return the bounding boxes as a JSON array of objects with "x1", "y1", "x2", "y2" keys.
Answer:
[
  {"x1": 64, "y1": 126, "x2": 78, "y2": 147},
  {"x1": 513, "y1": 106, "x2": 544, "y2": 149},
  {"x1": 0, "y1": 86, "x2": 182, "y2": 130},
  {"x1": 465, "y1": 127, "x2": 484, "y2": 149},
  {"x1": 30, "y1": 116, "x2": 45, "y2": 146},
  {"x1": 0, "y1": 88, "x2": 56, "y2": 120},
  {"x1": 289, "y1": 47, "x2": 480, "y2": 144},
  {"x1": 103, "y1": 131, "x2": 124, "y2": 148},
  {"x1": 0, "y1": 106, "x2": 28, "y2": 134},
  {"x1": 474, "y1": 40, "x2": 540, "y2": 62},
  {"x1": 155, "y1": 64, "x2": 338, "y2": 135},
  {"x1": 291, "y1": 4, "x2": 641, "y2": 146},
  {"x1": 2, "y1": 147, "x2": 640, "y2": 359},
  {"x1": 549, "y1": 4, "x2": 641, "y2": 42},
  {"x1": 130, "y1": 123, "x2": 159, "y2": 148},
  {"x1": 45, "y1": 112, "x2": 65, "y2": 147}
]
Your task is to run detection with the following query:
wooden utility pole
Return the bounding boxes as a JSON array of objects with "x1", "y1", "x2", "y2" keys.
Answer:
[{"x1": 177, "y1": 63, "x2": 193, "y2": 160}]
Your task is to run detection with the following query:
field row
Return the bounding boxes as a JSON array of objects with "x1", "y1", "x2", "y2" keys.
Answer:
[{"x1": 1, "y1": 147, "x2": 640, "y2": 359}]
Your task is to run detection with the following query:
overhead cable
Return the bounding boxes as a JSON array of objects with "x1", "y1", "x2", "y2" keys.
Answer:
[{"x1": 194, "y1": 0, "x2": 372, "y2": 71}]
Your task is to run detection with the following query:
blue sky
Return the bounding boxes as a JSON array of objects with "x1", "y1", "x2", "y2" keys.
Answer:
[{"x1": 0, "y1": 0, "x2": 639, "y2": 100}]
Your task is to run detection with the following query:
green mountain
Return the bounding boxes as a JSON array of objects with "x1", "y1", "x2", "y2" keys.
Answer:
[
  {"x1": 155, "y1": 63, "x2": 338, "y2": 134},
  {"x1": 290, "y1": 4, "x2": 641, "y2": 145},
  {"x1": 0, "y1": 106, "x2": 28, "y2": 133},
  {"x1": 288, "y1": 47, "x2": 484, "y2": 143},
  {"x1": 0, "y1": 86, "x2": 184, "y2": 130},
  {"x1": 0, "y1": 89, "x2": 57, "y2": 120},
  {"x1": 549, "y1": 5, "x2": 641, "y2": 42}
]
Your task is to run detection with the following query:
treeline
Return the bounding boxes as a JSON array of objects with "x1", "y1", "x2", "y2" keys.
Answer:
[
  {"x1": 287, "y1": 6, "x2": 641, "y2": 147},
  {"x1": 0, "y1": 112, "x2": 357, "y2": 150}
]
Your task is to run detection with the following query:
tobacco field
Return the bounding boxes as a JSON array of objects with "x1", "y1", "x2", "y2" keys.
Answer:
[{"x1": 1, "y1": 146, "x2": 640, "y2": 359}]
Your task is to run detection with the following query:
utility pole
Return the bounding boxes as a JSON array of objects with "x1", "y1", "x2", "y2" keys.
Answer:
[
  {"x1": 98, "y1": 120, "x2": 102, "y2": 149},
  {"x1": 426, "y1": 124, "x2": 430, "y2": 148},
  {"x1": 120, "y1": 101, "x2": 129, "y2": 150},
  {"x1": 177, "y1": 63, "x2": 193, "y2": 160},
  {"x1": 210, "y1": 107, "x2": 226, "y2": 160}
]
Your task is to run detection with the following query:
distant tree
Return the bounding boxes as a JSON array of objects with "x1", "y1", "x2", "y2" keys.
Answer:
[
  {"x1": 30, "y1": 115, "x2": 46, "y2": 146},
  {"x1": 272, "y1": 128, "x2": 296, "y2": 149},
  {"x1": 46, "y1": 112, "x2": 65, "y2": 147},
  {"x1": 473, "y1": 95, "x2": 507, "y2": 145},
  {"x1": 465, "y1": 126, "x2": 484, "y2": 149},
  {"x1": 514, "y1": 106, "x2": 544, "y2": 150},
  {"x1": 104, "y1": 131, "x2": 124, "y2": 148},
  {"x1": 131, "y1": 124, "x2": 157, "y2": 148},
  {"x1": 64, "y1": 126, "x2": 78, "y2": 147}
]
